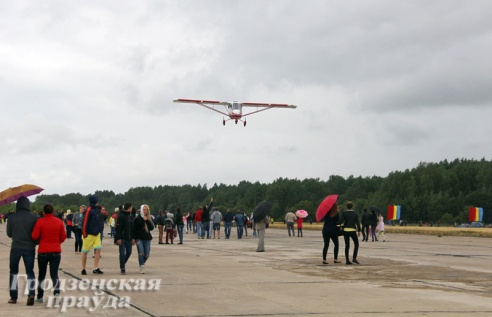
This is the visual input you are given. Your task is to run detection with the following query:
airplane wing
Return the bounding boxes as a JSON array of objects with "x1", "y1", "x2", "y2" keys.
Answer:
[
  {"x1": 242, "y1": 102, "x2": 297, "y2": 109},
  {"x1": 173, "y1": 98, "x2": 230, "y2": 116},
  {"x1": 241, "y1": 102, "x2": 297, "y2": 118},
  {"x1": 174, "y1": 99, "x2": 230, "y2": 106}
]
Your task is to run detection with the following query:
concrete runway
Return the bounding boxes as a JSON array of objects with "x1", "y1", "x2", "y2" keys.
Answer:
[{"x1": 1, "y1": 224, "x2": 491, "y2": 316}]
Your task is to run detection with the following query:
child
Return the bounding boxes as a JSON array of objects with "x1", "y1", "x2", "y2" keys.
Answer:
[{"x1": 296, "y1": 216, "x2": 303, "y2": 237}]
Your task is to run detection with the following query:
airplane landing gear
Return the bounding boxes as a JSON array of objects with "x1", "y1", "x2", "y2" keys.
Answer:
[
  {"x1": 235, "y1": 119, "x2": 238, "y2": 124},
  {"x1": 223, "y1": 119, "x2": 226, "y2": 126},
  {"x1": 244, "y1": 120, "x2": 247, "y2": 127}
]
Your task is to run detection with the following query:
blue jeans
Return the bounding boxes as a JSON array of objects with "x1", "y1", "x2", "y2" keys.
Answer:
[
  {"x1": 136, "y1": 239, "x2": 151, "y2": 266},
  {"x1": 177, "y1": 225, "x2": 184, "y2": 243},
  {"x1": 224, "y1": 223, "x2": 232, "y2": 238},
  {"x1": 37, "y1": 253, "x2": 61, "y2": 298},
  {"x1": 202, "y1": 221, "x2": 210, "y2": 238},
  {"x1": 119, "y1": 240, "x2": 133, "y2": 270},
  {"x1": 9, "y1": 248, "x2": 36, "y2": 300},
  {"x1": 196, "y1": 222, "x2": 203, "y2": 238},
  {"x1": 237, "y1": 225, "x2": 244, "y2": 239}
]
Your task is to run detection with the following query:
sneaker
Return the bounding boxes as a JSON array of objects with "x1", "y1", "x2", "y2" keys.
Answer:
[
  {"x1": 81, "y1": 269, "x2": 87, "y2": 275},
  {"x1": 352, "y1": 259, "x2": 360, "y2": 264},
  {"x1": 36, "y1": 298, "x2": 43, "y2": 303},
  {"x1": 8, "y1": 299, "x2": 17, "y2": 304},
  {"x1": 346, "y1": 261, "x2": 353, "y2": 265},
  {"x1": 27, "y1": 296, "x2": 35, "y2": 306},
  {"x1": 120, "y1": 269, "x2": 126, "y2": 275},
  {"x1": 93, "y1": 268, "x2": 104, "y2": 274},
  {"x1": 140, "y1": 265, "x2": 145, "y2": 274}
]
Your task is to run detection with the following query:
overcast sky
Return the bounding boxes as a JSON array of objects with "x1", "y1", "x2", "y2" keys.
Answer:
[{"x1": 1, "y1": 0, "x2": 492, "y2": 197}]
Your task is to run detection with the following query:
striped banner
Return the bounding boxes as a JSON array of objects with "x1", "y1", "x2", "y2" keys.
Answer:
[
  {"x1": 387, "y1": 205, "x2": 401, "y2": 221},
  {"x1": 469, "y1": 207, "x2": 483, "y2": 222}
]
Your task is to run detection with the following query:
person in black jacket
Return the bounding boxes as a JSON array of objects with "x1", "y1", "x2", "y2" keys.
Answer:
[
  {"x1": 201, "y1": 198, "x2": 213, "y2": 239},
  {"x1": 115, "y1": 203, "x2": 135, "y2": 274},
  {"x1": 7, "y1": 196, "x2": 38, "y2": 305},
  {"x1": 361, "y1": 209, "x2": 371, "y2": 242},
  {"x1": 339, "y1": 201, "x2": 361, "y2": 265},
  {"x1": 370, "y1": 210, "x2": 378, "y2": 242},
  {"x1": 322, "y1": 204, "x2": 341, "y2": 265},
  {"x1": 175, "y1": 207, "x2": 184, "y2": 244},
  {"x1": 223, "y1": 209, "x2": 234, "y2": 239},
  {"x1": 134, "y1": 204, "x2": 154, "y2": 274}
]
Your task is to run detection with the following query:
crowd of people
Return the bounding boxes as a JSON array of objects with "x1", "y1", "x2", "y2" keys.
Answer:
[
  {"x1": 5, "y1": 195, "x2": 277, "y2": 305},
  {"x1": 6, "y1": 194, "x2": 386, "y2": 305}
]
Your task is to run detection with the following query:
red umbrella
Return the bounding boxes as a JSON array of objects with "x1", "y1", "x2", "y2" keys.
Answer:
[
  {"x1": 0, "y1": 184, "x2": 44, "y2": 207},
  {"x1": 316, "y1": 194, "x2": 338, "y2": 222}
]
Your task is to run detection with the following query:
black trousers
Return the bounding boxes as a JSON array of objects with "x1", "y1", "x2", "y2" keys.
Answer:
[
  {"x1": 322, "y1": 232, "x2": 339, "y2": 261},
  {"x1": 343, "y1": 231, "x2": 359, "y2": 261},
  {"x1": 37, "y1": 252, "x2": 61, "y2": 298}
]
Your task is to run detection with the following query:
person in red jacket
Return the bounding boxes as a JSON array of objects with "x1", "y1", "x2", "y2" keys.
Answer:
[
  {"x1": 296, "y1": 216, "x2": 304, "y2": 237},
  {"x1": 31, "y1": 204, "x2": 66, "y2": 302}
]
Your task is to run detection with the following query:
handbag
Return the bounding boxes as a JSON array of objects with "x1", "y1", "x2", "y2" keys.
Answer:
[
  {"x1": 336, "y1": 225, "x2": 344, "y2": 236},
  {"x1": 173, "y1": 229, "x2": 177, "y2": 238}
]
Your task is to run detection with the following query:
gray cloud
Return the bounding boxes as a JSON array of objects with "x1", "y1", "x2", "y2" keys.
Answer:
[{"x1": 1, "y1": 0, "x2": 492, "y2": 195}]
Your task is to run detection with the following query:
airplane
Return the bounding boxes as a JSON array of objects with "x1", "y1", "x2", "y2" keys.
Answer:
[{"x1": 173, "y1": 98, "x2": 297, "y2": 126}]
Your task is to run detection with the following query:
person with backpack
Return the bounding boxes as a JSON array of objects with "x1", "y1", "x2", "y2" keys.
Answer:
[
  {"x1": 81, "y1": 195, "x2": 104, "y2": 275},
  {"x1": 164, "y1": 213, "x2": 175, "y2": 244}
]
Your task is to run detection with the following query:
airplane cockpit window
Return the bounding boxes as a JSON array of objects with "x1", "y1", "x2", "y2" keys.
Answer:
[{"x1": 232, "y1": 102, "x2": 240, "y2": 110}]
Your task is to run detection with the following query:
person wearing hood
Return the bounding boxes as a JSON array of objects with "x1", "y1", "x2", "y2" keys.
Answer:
[
  {"x1": 81, "y1": 195, "x2": 104, "y2": 275},
  {"x1": 164, "y1": 212, "x2": 175, "y2": 244},
  {"x1": 7, "y1": 196, "x2": 38, "y2": 305},
  {"x1": 134, "y1": 205, "x2": 154, "y2": 274}
]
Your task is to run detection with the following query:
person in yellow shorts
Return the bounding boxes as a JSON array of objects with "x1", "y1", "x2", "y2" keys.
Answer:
[{"x1": 81, "y1": 195, "x2": 103, "y2": 275}]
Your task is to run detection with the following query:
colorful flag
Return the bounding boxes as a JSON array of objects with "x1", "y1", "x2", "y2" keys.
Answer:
[
  {"x1": 387, "y1": 205, "x2": 401, "y2": 221},
  {"x1": 469, "y1": 207, "x2": 483, "y2": 222}
]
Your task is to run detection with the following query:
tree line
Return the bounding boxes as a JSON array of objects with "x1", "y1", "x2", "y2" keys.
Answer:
[{"x1": 2, "y1": 158, "x2": 491, "y2": 225}]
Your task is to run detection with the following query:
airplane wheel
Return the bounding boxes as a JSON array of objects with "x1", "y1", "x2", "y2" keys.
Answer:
[
  {"x1": 223, "y1": 119, "x2": 225, "y2": 126},
  {"x1": 235, "y1": 120, "x2": 238, "y2": 124},
  {"x1": 244, "y1": 121, "x2": 246, "y2": 127}
]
